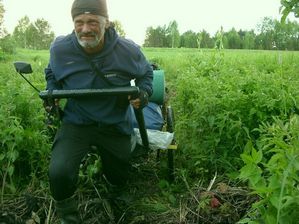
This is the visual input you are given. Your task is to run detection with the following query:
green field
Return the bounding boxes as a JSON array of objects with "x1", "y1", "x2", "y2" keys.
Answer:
[{"x1": 1, "y1": 48, "x2": 299, "y2": 223}]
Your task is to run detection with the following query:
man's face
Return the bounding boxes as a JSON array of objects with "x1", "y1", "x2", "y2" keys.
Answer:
[{"x1": 74, "y1": 14, "x2": 107, "y2": 49}]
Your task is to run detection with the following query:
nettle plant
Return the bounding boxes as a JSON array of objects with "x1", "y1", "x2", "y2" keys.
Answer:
[
  {"x1": 0, "y1": 64, "x2": 50, "y2": 202},
  {"x1": 238, "y1": 115, "x2": 299, "y2": 224},
  {"x1": 174, "y1": 50, "x2": 299, "y2": 177}
]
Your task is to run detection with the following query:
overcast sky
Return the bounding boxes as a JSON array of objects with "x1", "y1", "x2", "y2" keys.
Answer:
[{"x1": 2, "y1": 0, "x2": 295, "y2": 45}]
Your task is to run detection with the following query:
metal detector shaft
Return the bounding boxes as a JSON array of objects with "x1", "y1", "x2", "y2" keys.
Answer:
[{"x1": 18, "y1": 73, "x2": 41, "y2": 93}]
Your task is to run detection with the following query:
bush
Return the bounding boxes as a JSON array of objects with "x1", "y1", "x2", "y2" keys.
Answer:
[
  {"x1": 0, "y1": 63, "x2": 50, "y2": 197},
  {"x1": 238, "y1": 115, "x2": 299, "y2": 223},
  {"x1": 0, "y1": 35, "x2": 16, "y2": 54},
  {"x1": 174, "y1": 51, "x2": 299, "y2": 177}
]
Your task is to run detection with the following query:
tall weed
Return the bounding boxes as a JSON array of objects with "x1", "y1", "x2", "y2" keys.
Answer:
[
  {"x1": 174, "y1": 50, "x2": 299, "y2": 178},
  {"x1": 0, "y1": 61, "x2": 50, "y2": 200},
  {"x1": 238, "y1": 115, "x2": 299, "y2": 224}
]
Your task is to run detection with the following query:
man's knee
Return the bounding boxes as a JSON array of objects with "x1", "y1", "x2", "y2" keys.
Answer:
[
  {"x1": 49, "y1": 158, "x2": 77, "y2": 181},
  {"x1": 49, "y1": 160, "x2": 77, "y2": 199}
]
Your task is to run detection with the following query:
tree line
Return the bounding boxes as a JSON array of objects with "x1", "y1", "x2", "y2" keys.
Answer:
[
  {"x1": 143, "y1": 17, "x2": 299, "y2": 50},
  {"x1": 0, "y1": 0, "x2": 299, "y2": 53},
  {"x1": 12, "y1": 16, "x2": 54, "y2": 50},
  {"x1": 144, "y1": 0, "x2": 299, "y2": 50},
  {"x1": 0, "y1": 15, "x2": 54, "y2": 53}
]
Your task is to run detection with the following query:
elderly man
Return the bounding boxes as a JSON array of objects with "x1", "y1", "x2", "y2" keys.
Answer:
[{"x1": 44, "y1": 0, "x2": 153, "y2": 222}]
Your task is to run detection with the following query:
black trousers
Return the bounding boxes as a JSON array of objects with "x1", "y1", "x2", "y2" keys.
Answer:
[{"x1": 49, "y1": 123, "x2": 132, "y2": 201}]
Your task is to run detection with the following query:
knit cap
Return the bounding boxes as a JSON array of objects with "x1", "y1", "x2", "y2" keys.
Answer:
[{"x1": 71, "y1": 0, "x2": 108, "y2": 20}]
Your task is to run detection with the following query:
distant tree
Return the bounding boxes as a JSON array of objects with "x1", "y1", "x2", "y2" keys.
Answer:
[
  {"x1": 196, "y1": 32, "x2": 202, "y2": 48},
  {"x1": 224, "y1": 28, "x2": 242, "y2": 49},
  {"x1": 13, "y1": 16, "x2": 31, "y2": 48},
  {"x1": 256, "y1": 17, "x2": 276, "y2": 50},
  {"x1": 214, "y1": 26, "x2": 224, "y2": 49},
  {"x1": 0, "y1": 1, "x2": 15, "y2": 54},
  {"x1": 0, "y1": 0, "x2": 6, "y2": 37},
  {"x1": 13, "y1": 16, "x2": 54, "y2": 49},
  {"x1": 180, "y1": 30, "x2": 197, "y2": 48},
  {"x1": 144, "y1": 16, "x2": 298, "y2": 50},
  {"x1": 33, "y1": 18, "x2": 55, "y2": 49},
  {"x1": 234, "y1": 29, "x2": 256, "y2": 49},
  {"x1": 166, "y1": 20, "x2": 180, "y2": 48},
  {"x1": 112, "y1": 20, "x2": 126, "y2": 37},
  {"x1": 199, "y1": 29, "x2": 214, "y2": 48},
  {"x1": 0, "y1": 34, "x2": 16, "y2": 53},
  {"x1": 143, "y1": 26, "x2": 153, "y2": 47},
  {"x1": 273, "y1": 19, "x2": 299, "y2": 50},
  {"x1": 237, "y1": 29, "x2": 246, "y2": 48},
  {"x1": 144, "y1": 25, "x2": 167, "y2": 47},
  {"x1": 26, "y1": 23, "x2": 37, "y2": 49},
  {"x1": 280, "y1": 0, "x2": 299, "y2": 22},
  {"x1": 285, "y1": 20, "x2": 299, "y2": 50},
  {"x1": 257, "y1": 17, "x2": 275, "y2": 34},
  {"x1": 243, "y1": 30, "x2": 256, "y2": 49}
]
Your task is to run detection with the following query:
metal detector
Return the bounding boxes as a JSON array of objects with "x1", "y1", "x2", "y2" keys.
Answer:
[{"x1": 13, "y1": 62, "x2": 150, "y2": 152}]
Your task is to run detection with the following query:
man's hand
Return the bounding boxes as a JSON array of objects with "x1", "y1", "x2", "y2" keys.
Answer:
[
  {"x1": 43, "y1": 99, "x2": 60, "y2": 113},
  {"x1": 129, "y1": 90, "x2": 149, "y2": 109},
  {"x1": 129, "y1": 97, "x2": 141, "y2": 109}
]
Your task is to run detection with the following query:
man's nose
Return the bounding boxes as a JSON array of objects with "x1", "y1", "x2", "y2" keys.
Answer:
[{"x1": 81, "y1": 23, "x2": 91, "y2": 33}]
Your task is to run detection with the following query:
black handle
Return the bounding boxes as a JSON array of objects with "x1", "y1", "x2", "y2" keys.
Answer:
[
  {"x1": 39, "y1": 87, "x2": 140, "y2": 100},
  {"x1": 39, "y1": 86, "x2": 150, "y2": 150}
]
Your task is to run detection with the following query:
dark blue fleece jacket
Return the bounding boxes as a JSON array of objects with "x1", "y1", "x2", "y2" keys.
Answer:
[{"x1": 45, "y1": 27, "x2": 153, "y2": 134}]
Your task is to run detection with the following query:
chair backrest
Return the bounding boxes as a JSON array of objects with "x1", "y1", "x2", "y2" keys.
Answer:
[{"x1": 149, "y1": 69, "x2": 165, "y2": 105}]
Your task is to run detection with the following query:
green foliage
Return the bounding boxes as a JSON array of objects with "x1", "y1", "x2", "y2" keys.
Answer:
[
  {"x1": 256, "y1": 17, "x2": 297, "y2": 50},
  {"x1": 144, "y1": 20, "x2": 181, "y2": 48},
  {"x1": 181, "y1": 30, "x2": 198, "y2": 48},
  {"x1": 0, "y1": 59, "x2": 50, "y2": 200},
  {"x1": 280, "y1": 0, "x2": 299, "y2": 22},
  {"x1": 13, "y1": 16, "x2": 54, "y2": 50},
  {"x1": 79, "y1": 152, "x2": 101, "y2": 185},
  {"x1": 33, "y1": 18, "x2": 55, "y2": 49},
  {"x1": 223, "y1": 28, "x2": 241, "y2": 49},
  {"x1": 0, "y1": 34, "x2": 16, "y2": 54},
  {"x1": 214, "y1": 26, "x2": 224, "y2": 49},
  {"x1": 0, "y1": 0, "x2": 4, "y2": 37},
  {"x1": 111, "y1": 20, "x2": 126, "y2": 37},
  {"x1": 144, "y1": 25, "x2": 169, "y2": 47},
  {"x1": 12, "y1": 16, "x2": 30, "y2": 48},
  {"x1": 173, "y1": 49, "x2": 299, "y2": 177},
  {"x1": 238, "y1": 115, "x2": 299, "y2": 223},
  {"x1": 147, "y1": 48, "x2": 299, "y2": 222},
  {"x1": 167, "y1": 20, "x2": 180, "y2": 48},
  {"x1": 143, "y1": 17, "x2": 299, "y2": 50},
  {"x1": 1, "y1": 47, "x2": 299, "y2": 223}
]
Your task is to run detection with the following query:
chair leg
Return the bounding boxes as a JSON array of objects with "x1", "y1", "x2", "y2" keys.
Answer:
[
  {"x1": 166, "y1": 106, "x2": 175, "y2": 182},
  {"x1": 167, "y1": 149, "x2": 174, "y2": 182}
]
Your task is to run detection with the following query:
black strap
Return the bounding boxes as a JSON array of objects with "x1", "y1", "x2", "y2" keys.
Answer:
[{"x1": 89, "y1": 59, "x2": 114, "y2": 87}]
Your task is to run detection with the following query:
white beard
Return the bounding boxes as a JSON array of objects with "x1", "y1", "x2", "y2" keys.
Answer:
[{"x1": 75, "y1": 31, "x2": 105, "y2": 49}]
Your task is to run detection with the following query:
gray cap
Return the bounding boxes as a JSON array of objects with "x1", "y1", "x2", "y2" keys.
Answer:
[{"x1": 71, "y1": 0, "x2": 108, "y2": 20}]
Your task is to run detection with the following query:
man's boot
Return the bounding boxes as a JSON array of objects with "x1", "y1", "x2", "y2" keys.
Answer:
[{"x1": 55, "y1": 196, "x2": 81, "y2": 224}]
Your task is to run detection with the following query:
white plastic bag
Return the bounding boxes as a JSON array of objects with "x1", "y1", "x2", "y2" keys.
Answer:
[{"x1": 133, "y1": 128, "x2": 174, "y2": 150}]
